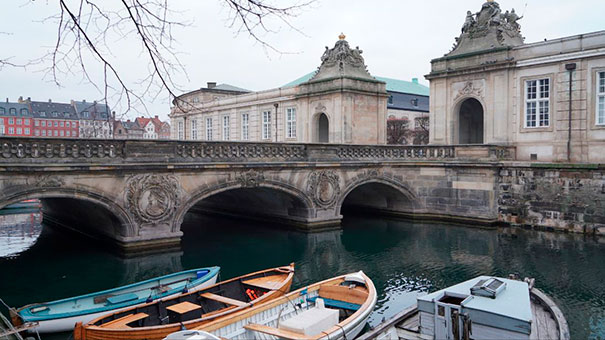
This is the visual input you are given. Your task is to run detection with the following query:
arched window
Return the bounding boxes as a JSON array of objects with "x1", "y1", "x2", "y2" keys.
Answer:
[{"x1": 20, "y1": 108, "x2": 29, "y2": 115}]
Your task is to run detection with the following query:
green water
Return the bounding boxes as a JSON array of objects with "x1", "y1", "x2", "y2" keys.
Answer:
[{"x1": 1, "y1": 212, "x2": 604, "y2": 339}]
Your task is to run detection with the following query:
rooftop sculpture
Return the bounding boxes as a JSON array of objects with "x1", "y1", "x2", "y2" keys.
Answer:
[
  {"x1": 309, "y1": 33, "x2": 375, "y2": 82},
  {"x1": 448, "y1": 0, "x2": 525, "y2": 57}
]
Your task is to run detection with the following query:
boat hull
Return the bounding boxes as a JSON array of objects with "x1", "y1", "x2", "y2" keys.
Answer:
[
  {"x1": 25, "y1": 275, "x2": 218, "y2": 334},
  {"x1": 75, "y1": 264, "x2": 295, "y2": 340}
]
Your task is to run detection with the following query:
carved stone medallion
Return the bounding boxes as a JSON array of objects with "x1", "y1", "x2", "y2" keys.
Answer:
[
  {"x1": 307, "y1": 170, "x2": 340, "y2": 208},
  {"x1": 33, "y1": 175, "x2": 65, "y2": 188},
  {"x1": 126, "y1": 174, "x2": 181, "y2": 224},
  {"x1": 237, "y1": 169, "x2": 264, "y2": 188},
  {"x1": 455, "y1": 81, "x2": 484, "y2": 100}
]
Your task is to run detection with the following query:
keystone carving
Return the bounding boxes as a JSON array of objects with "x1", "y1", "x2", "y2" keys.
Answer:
[
  {"x1": 33, "y1": 175, "x2": 65, "y2": 188},
  {"x1": 455, "y1": 81, "x2": 483, "y2": 100},
  {"x1": 126, "y1": 174, "x2": 181, "y2": 224},
  {"x1": 307, "y1": 170, "x2": 341, "y2": 208},
  {"x1": 237, "y1": 169, "x2": 265, "y2": 188}
]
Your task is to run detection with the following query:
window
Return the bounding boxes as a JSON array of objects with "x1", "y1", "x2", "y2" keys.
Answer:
[
  {"x1": 8, "y1": 118, "x2": 14, "y2": 124},
  {"x1": 35, "y1": 130, "x2": 40, "y2": 136},
  {"x1": 525, "y1": 78, "x2": 550, "y2": 128},
  {"x1": 54, "y1": 121, "x2": 58, "y2": 127},
  {"x1": 82, "y1": 111, "x2": 89, "y2": 118},
  {"x1": 262, "y1": 111, "x2": 271, "y2": 140},
  {"x1": 41, "y1": 130, "x2": 46, "y2": 136},
  {"x1": 60, "y1": 130, "x2": 64, "y2": 137},
  {"x1": 39, "y1": 111, "x2": 46, "y2": 117},
  {"x1": 598, "y1": 71, "x2": 605, "y2": 125},
  {"x1": 64, "y1": 112, "x2": 70, "y2": 118},
  {"x1": 0, "y1": 126, "x2": 3, "y2": 135},
  {"x1": 54, "y1": 130, "x2": 58, "y2": 137},
  {"x1": 222, "y1": 116, "x2": 230, "y2": 141},
  {"x1": 66, "y1": 121, "x2": 70, "y2": 128},
  {"x1": 0, "y1": 108, "x2": 4, "y2": 114},
  {"x1": 41, "y1": 120, "x2": 46, "y2": 127},
  {"x1": 24, "y1": 128, "x2": 30, "y2": 135},
  {"x1": 411, "y1": 98, "x2": 419, "y2": 107},
  {"x1": 21, "y1": 108, "x2": 28, "y2": 115},
  {"x1": 34, "y1": 120, "x2": 39, "y2": 127},
  {"x1": 66, "y1": 130, "x2": 70, "y2": 137},
  {"x1": 16, "y1": 119, "x2": 22, "y2": 125},
  {"x1": 191, "y1": 119, "x2": 197, "y2": 140},
  {"x1": 286, "y1": 108, "x2": 296, "y2": 138},
  {"x1": 9, "y1": 127, "x2": 14, "y2": 134},
  {"x1": 52, "y1": 111, "x2": 58, "y2": 117},
  {"x1": 177, "y1": 121, "x2": 184, "y2": 140},
  {"x1": 388, "y1": 95, "x2": 393, "y2": 104},
  {"x1": 206, "y1": 118, "x2": 213, "y2": 140},
  {"x1": 60, "y1": 121, "x2": 64, "y2": 127},
  {"x1": 16, "y1": 128, "x2": 22, "y2": 134},
  {"x1": 47, "y1": 130, "x2": 51, "y2": 136},
  {"x1": 241, "y1": 113, "x2": 249, "y2": 140},
  {"x1": 9, "y1": 108, "x2": 16, "y2": 115}
]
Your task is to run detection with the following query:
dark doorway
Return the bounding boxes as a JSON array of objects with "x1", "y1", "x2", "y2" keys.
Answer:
[
  {"x1": 318, "y1": 113, "x2": 329, "y2": 143},
  {"x1": 458, "y1": 98, "x2": 484, "y2": 144}
]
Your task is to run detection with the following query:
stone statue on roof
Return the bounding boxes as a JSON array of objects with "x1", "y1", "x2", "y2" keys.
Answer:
[
  {"x1": 309, "y1": 33, "x2": 375, "y2": 82},
  {"x1": 447, "y1": 0, "x2": 524, "y2": 57}
]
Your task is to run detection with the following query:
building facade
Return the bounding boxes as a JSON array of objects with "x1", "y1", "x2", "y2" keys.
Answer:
[
  {"x1": 0, "y1": 101, "x2": 33, "y2": 137},
  {"x1": 30, "y1": 100, "x2": 79, "y2": 138},
  {"x1": 170, "y1": 35, "x2": 388, "y2": 144},
  {"x1": 114, "y1": 120, "x2": 145, "y2": 139},
  {"x1": 427, "y1": 1, "x2": 605, "y2": 162},
  {"x1": 135, "y1": 115, "x2": 171, "y2": 139},
  {"x1": 72, "y1": 100, "x2": 113, "y2": 139}
]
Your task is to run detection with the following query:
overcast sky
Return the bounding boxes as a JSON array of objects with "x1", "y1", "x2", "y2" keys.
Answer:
[{"x1": 1, "y1": 0, "x2": 604, "y2": 121}]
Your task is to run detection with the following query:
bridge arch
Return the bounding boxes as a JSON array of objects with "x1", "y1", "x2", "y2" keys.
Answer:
[
  {"x1": 174, "y1": 180, "x2": 316, "y2": 233},
  {"x1": 337, "y1": 176, "x2": 420, "y2": 217},
  {"x1": 0, "y1": 186, "x2": 136, "y2": 239}
]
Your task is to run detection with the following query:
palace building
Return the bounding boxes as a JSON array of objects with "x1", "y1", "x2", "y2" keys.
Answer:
[
  {"x1": 427, "y1": 0, "x2": 605, "y2": 162},
  {"x1": 170, "y1": 34, "x2": 389, "y2": 144}
]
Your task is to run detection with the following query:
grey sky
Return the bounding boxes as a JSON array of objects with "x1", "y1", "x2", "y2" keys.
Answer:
[{"x1": 1, "y1": 0, "x2": 604, "y2": 121}]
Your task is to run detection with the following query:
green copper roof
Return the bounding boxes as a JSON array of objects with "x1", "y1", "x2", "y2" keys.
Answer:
[{"x1": 282, "y1": 72, "x2": 429, "y2": 96}]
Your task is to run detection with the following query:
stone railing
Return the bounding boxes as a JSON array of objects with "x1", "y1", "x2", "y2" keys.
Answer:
[{"x1": 0, "y1": 137, "x2": 516, "y2": 165}]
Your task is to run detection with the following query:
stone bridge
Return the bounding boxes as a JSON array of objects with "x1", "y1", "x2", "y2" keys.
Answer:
[{"x1": 0, "y1": 137, "x2": 519, "y2": 253}]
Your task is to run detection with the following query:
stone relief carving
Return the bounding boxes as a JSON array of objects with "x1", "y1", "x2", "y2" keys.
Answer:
[
  {"x1": 307, "y1": 170, "x2": 341, "y2": 208},
  {"x1": 126, "y1": 174, "x2": 181, "y2": 224},
  {"x1": 455, "y1": 81, "x2": 484, "y2": 100},
  {"x1": 32, "y1": 175, "x2": 65, "y2": 188},
  {"x1": 237, "y1": 169, "x2": 265, "y2": 188}
]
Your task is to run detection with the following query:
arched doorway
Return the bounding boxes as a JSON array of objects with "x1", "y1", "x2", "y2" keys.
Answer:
[
  {"x1": 317, "y1": 113, "x2": 329, "y2": 143},
  {"x1": 458, "y1": 98, "x2": 484, "y2": 144}
]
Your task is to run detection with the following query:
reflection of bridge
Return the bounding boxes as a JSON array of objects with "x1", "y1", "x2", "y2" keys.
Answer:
[{"x1": 0, "y1": 137, "x2": 515, "y2": 253}]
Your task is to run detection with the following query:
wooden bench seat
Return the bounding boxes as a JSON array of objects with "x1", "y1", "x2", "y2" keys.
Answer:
[
  {"x1": 200, "y1": 293, "x2": 248, "y2": 307},
  {"x1": 101, "y1": 312, "x2": 148, "y2": 329},
  {"x1": 319, "y1": 284, "x2": 368, "y2": 305},
  {"x1": 244, "y1": 323, "x2": 313, "y2": 340},
  {"x1": 166, "y1": 301, "x2": 201, "y2": 315}
]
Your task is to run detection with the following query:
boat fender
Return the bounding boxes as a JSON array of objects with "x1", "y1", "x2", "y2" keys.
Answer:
[
  {"x1": 146, "y1": 296, "x2": 153, "y2": 303},
  {"x1": 182, "y1": 287, "x2": 189, "y2": 294}
]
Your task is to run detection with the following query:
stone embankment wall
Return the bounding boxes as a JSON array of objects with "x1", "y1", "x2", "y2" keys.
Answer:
[{"x1": 498, "y1": 165, "x2": 605, "y2": 236}]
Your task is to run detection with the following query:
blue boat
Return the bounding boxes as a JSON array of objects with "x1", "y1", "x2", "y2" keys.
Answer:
[{"x1": 10, "y1": 266, "x2": 220, "y2": 334}]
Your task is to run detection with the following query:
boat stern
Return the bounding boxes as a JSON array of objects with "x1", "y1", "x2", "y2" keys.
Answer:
[{"x1": 9, "y1": 308, "x2": 22, "y2": 328}]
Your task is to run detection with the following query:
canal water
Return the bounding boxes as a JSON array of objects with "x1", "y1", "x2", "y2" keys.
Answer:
[{"x1": 1, "y1": 211, "x2": 604, "y2": 339}]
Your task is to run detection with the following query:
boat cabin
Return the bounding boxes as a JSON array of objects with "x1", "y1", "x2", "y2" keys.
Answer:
[{"x1": 417, "y1": 276, "x2": 532, "y2": 340}]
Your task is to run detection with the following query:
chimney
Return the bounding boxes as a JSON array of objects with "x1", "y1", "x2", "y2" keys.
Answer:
[
  {"x1": 207, "y1": 82, "x2": 217, "y2": 89},
  {"x1": 412, "y1": 78, "x2": 419, "y2": 84},
  {"x1": 48, "y1": 99, "x2": 52, "y2": 103},
  {"x1": 18, "y1": 96, "x2": 23, "y2": 103},
  {"x1": 127, "y1": 119, "x2": 131, "y2": 122},
  {"x1": 154, "y1": 115, "x2": 159, "y2": 119},
  {"x1": 5, "y1": 98, "x2": 8, "y2": 103}
]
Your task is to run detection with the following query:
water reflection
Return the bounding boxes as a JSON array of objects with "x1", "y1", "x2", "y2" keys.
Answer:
[
  {"x1": 0, "y1": 212, "x2": 604, "y2": 339},
  {"x1": 0, "y1": 213, "x2": 43, "y2": 258}
]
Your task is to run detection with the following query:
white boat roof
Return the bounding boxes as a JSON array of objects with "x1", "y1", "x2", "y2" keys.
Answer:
[{"x1": 418, "y1": 276, "x2": 532, "y2": 322}]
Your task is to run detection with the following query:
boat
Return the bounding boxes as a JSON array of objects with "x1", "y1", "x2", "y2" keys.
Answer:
[
  {"x1": 73, "y1": 263, "x2": 295, "y2": 340},
  {"x1": 0, "y1": 199, "x2": 41, "y2": 216},
  {"x1": 170, "y1": 270, "x2": 377, "y2": 340},
  {"x1": 1, "y1": 310, "x2": 32, "y2": 340},
  {"x1": 10, "y1": 266, "x2": 220, "y2": 334},
  {"x1": 357, "y1": 275, "x2": 570, "y2": 340}
]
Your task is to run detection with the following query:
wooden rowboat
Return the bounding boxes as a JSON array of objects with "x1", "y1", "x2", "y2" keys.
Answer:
[
  {"x1": 11, "y1": 266, "x2": 220, "y2": 334},
  {"x1": 74, "y1": 263, "x2": 295, "y2": 340},
  {"x1": 357, "y1": 276, "x2": 570, "y2": 340},
  {"x1": 168, "y1": 270, "x2": 377, "y2": 340}
]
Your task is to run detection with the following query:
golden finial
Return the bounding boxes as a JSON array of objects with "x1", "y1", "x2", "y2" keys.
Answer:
[{"x1": 338, "y1": 32, "x2": 346, "y2": 40}]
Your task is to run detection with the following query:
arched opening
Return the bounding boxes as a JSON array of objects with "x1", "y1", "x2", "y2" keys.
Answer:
[
  {"x1": 316, "y1": 113, "x2": 329, "y2": 143},
  {"x1": 181, "y1": 186, "x2": 314, "y2": 235},
  {"x1": 457, "y1": 98, "x2": 484, "y2": 144},
  {"x1": 340, "y1": 181, "x2": 414, "y2": 217}
]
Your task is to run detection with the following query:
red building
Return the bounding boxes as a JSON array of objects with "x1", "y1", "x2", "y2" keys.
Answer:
[
  {"x1": 30, "y1": 101, "x2": 79, "y2": 138},
  {"x1": 0, "y1": 101, "x2": 34, "y2": 137}
]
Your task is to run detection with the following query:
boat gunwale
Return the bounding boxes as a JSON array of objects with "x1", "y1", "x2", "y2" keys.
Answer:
[
  {"x1": 530, "y1": 288, "x2": 570, "y2": 340},
  {"x1": 77, "y1": 264, "x2": 295, "y2": 336},
  {"x1": 200, "y1": 270, "x2": 377, "y2": 340},
  {"x1": 17, "y1": 266, "x2": 220, "y2": 321}
]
